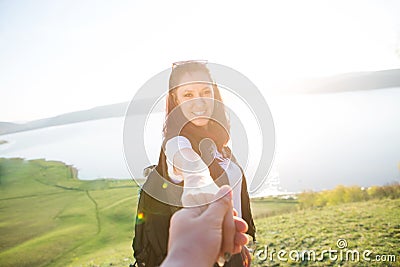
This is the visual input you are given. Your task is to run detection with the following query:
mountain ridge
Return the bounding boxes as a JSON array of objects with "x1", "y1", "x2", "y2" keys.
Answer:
[
  {"x1": 0, "y1": 102, "x2": 129, "y2": 135},
  {"x1": 1, "y1": 68, "x2": 400, "y2": 135}
]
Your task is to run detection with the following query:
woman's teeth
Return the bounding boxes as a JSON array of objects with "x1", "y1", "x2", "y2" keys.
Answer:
[{"x1": 193, "y1": 111, "x2": 206, "y2": 116}]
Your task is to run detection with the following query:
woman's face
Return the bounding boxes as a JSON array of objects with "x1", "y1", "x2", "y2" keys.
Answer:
[{"x1": 174, "y1": 81, "x2": 214, "y2": 128}]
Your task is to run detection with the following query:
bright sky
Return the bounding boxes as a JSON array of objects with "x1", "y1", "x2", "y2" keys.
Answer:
[{"x1": 1, "y1": 0, "x2": 400, "y2": 122}]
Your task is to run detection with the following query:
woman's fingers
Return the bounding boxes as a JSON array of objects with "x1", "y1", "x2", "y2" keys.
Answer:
[
  {"x1": 233, "y1": 208, "x2": 238, "y2": 216},
  {"x1": 241, "y1": 246, "x2": 252, "y2": 267},
  {"x1": 234, "y1": 232, "x2": 249, "y2": 247},
  {"x1": 234, "y1": 216, "x2": 248, "y2": 233}
]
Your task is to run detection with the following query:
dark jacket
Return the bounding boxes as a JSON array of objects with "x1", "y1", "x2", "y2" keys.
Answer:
[{"x1": 133, "y1": 141, "x2": 256, "y2": 267}]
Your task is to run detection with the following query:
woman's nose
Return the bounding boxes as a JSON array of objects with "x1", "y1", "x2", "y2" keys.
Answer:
[{"x1": 192, "y1": 97, "x2": 206, "y2": 107}]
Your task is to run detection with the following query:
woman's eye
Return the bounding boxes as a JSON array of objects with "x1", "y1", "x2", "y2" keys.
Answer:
[
  {"x1": 183, "y1": 93, "x2": 193, "y2": 97},
  {"x1": 203, "y1": 90, "x2": 212, "y2": 96}
]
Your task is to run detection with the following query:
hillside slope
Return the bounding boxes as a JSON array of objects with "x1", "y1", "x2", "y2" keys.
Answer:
[
  {"x1": 0, "y1": 158, "x2": 138, "y2": 267},
  {"x1": 253, "y1": 199, "x2": 400, "y2": 266},
  {"x1": 1, "y1": 158, "x2": 399, "y2": 266}
]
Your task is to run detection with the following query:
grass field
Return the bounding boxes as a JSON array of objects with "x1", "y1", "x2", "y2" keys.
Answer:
[
  {"x1": 0, "y1": 158, "x2": 399, "y2": 266},
  {"x1": 253, "y1": 198, "x2": 400, "y2": 266},
  {"x1": 0, "y1": 158, "x2": 138, "y2": 267}
]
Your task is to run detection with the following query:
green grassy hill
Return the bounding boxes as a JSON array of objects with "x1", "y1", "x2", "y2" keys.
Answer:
[
  {"x1": 253, "y1": 199, "x2": 400, "y2": 266},
  {"x1": 0, "y1": 158, "x2": 399, "y2": 266},
  {"x1": 0, "y1": 158, "x2": 138, "y2": 267}
]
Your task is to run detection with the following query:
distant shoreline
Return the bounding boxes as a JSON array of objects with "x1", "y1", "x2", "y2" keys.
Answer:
[{"x1": 0, "y1": 156, "x2": 138, "y2": 182}]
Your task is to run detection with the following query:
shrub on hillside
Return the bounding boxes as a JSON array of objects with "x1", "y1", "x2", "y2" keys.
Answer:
[{"x1": 298, "y1": 183, "x2": 399, "y2": 209}]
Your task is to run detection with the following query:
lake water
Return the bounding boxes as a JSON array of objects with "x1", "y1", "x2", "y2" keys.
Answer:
[
  {"x1": 1, "y1": 88, "x2": 400, "y2": 195},
  {"x1": 0, "y1": 117, "x2": 132, "y2": 179}
]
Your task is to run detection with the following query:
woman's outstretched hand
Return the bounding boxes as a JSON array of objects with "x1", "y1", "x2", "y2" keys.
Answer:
[{"x1": 161, "y1": 185, "x2": 249, "y2": 267}]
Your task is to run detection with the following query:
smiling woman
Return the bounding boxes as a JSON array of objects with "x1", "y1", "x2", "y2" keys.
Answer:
[
  {"x1": 172, "y1": 82, "x2": 214, "y2": 127},
  {"x1": 132, "y1": 61, "x2": 256, "y2": 267}
]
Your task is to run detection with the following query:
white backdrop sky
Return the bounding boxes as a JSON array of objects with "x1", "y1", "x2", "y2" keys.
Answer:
[{"x1": 1, "y1": 0, "x2": 400, "y2": 122}]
